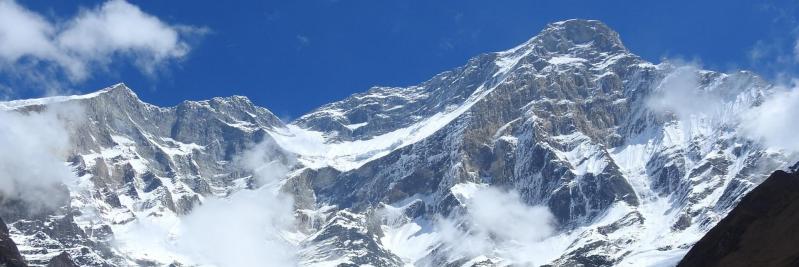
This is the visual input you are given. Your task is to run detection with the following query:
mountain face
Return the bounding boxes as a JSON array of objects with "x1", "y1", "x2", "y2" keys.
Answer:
[
  {"x1": 0, "y1": 19, "x2": 794, "y2": 266},
  {"x1": 677, "y1": 167, "x2": 799, "y2": 267},
  {"x1": 0, "y1": 217, "x2": 26, "y2": 267}
]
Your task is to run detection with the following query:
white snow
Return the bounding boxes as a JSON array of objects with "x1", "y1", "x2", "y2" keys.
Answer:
[
  {"x1": 0, "y1": 83, "x2": 128, "y2": 110},
  {"x1": 449, "y1": 182, "x2": 484, "y2": 201},
  {"x1": 551, "y1": 132, "x2": 608, "y2": 176},
  {"x1": 155, "y1": 137, "x2": 205, "y2": 157},
  {"x1": 548, "y1": 56, "x2": 586, "y2": 65},
  {"x1": 380, "y1": 220, "x2": 438, "y2": 265},
  {"x1": 272, "y1": 84, "x2": 497, "y2": 171},
  {"x1": 344, "y1": 122, "x2": 368, "y2": 130},
  {"x1": 493, "y1": 42, "x2": 534, "y2": 77}
]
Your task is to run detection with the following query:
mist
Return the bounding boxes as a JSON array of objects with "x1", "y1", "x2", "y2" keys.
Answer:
[
  {"x1": 0, "y1": 104, "x2": 83, "y2": 211},
  {"x1": 175, "y1": 139, "x2": 298, "y2": 266},
  {"x1": 114, "y1": 138, "x2": 299, "y2": 267},
  {"x1": 378, "y1": 184, "x2": 566, "y2": 265},
  {"x1": 433, "y1": 185, "x2": 569, "y2": 265},
  {"x1": 176, "y1": 188, "x2": 297, "y2": 266},
  {"x1": 645, "y1": 61, "x2": 799, "y2": 153},
  {"x1": 646, "y1": 64, "x2": 723, "y2": 120},
  {"x1": 739, "y1": 81, "x2": 799, "y2": 152}
]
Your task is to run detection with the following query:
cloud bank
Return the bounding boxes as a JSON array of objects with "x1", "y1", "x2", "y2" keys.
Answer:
[{"x1": 0, "y1": 0, "x2": 205, "y2": 92}]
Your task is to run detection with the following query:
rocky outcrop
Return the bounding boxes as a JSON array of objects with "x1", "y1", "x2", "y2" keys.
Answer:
[
  {"x1": 45, "y1": 252, "x2": 77, "y2": 267},
  {"x1": 0, "y1": 217, "x2": 26, "y2": 267},
  {"x1": 678, "y1": 169, "x2": 799, "y2": 267}
]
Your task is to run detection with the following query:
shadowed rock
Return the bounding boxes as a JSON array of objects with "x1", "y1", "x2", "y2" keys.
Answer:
[
  {"x1": 0, "y1": 217, "x2": 26, "y2": 267},
  {"x1": 45, "y1": 252, "x2": 77, "y2": 267},
  {"x1": 678, "y1": 169, "x2": 799, "y2": 267}
]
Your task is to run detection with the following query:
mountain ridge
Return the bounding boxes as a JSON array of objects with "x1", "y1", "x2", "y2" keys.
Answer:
[{"x1": 0, "y1": 19, "x2": 793, "y2": 266}]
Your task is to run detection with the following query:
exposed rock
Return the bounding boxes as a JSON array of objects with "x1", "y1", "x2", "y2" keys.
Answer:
[
  {"x1": 46, "y1": 252, "x2": 77, "y2": 267},
  {"x1": 0, "y1": 217, "x2": 26, "y2": 267}
]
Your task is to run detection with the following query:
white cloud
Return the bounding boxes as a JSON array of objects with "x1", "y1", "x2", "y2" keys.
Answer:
[
  {"x1": 646, "y1": 64, "x2": 723, "y2": 120},
  {"x1": 0, "y1": 104, "x2": 84, "y2": 210},
  {"x1": 114, "y1": 139, "x2": 299, "y2": 267},
  {"x1": 461, "y1": 187, "x2": 555, "y2": 243},
  {"x1": 236, "y1": 139, "x2": 295, "y2": 186},
  {"x1": 644, "y1": 61, "x2": 799, "y2": 153},
  {"x1": 176, "y1": 188, "x2": 297, "y2": 267},
  {"x1": 740, "y1": 81, "x2": 799, "y2": 152},
  {"x1": 0, "y1": 0, "x2": 60, "y2": 63},
  {"x1": 0, "y1": 0, "x2": 204, "y2": 86},
  {"x1": 432, "y1": 186, "x2": 568, "y2": 265},
  {"x1": 175, "y1": 140, "x2": 298, "y2": 266}
]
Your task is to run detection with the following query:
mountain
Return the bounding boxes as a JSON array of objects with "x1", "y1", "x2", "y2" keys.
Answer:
[
  {"x1": 677, "y1": 167, "x2": 799, "y2": 267},
  {"x1": 0, "y1": 19, "x2": 794, "y2": 266}
]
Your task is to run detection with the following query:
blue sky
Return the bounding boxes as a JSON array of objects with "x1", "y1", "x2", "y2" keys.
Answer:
[{"x1": 3, "y1": 0, "x2": 798, "y2": 119}]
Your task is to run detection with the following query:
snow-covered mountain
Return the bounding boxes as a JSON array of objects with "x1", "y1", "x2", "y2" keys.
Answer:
[{"x1": 0, "y1": 19, "x2": 795, "y2": 266}]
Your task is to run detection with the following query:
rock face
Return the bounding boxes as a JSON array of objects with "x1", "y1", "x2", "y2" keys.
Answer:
[
  {"x1": 46, "y1": 252, "x2": 78, "y2": 267},
  {"x1": 678, "y1": 169, "x2": 799, "y2": 267},
  {"x1": 0, "y1": 19, "x2": 794, "y2": 266},
  {"x1": 0, "y1": 218, "x2": 26, "y2": 267}
]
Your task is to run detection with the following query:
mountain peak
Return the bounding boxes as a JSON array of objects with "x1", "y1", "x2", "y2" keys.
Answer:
[
  {"x1": 543, "y1": 19, "x2": 624, "y2": 47},
  {"x1": 530, "y1": 19, "x2": 627, "y2": 54},
  {"x1": 98, "y1": 82, "x2": 140, "y2": 99},
  {"x1": 0, "y1": 83, "x2": 140, "y2": 111}
]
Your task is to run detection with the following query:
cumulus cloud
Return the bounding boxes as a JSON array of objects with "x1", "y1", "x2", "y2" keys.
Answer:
[
  {"x1": 0, "y1": 0, "x2": 205, "y2": 91},
  {"x1": 0, "y1": 104, "x2": 84, "y2": 211}
]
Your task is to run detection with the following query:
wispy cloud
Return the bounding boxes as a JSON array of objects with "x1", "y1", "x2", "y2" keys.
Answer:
[
  {"x1": 296, "y1": 34, "x2": 311, "y2": 48},
  {"x1": 0, "y1": 0, "x2": 207, "y2": 95},
  {"x1": 645, "y1": 58, "x2": 799, "y2": 153},
  {"x1": 646, "y1": 63, "x2": 715, "y2": 120},
  {"x1": 792, "y1": 40, "x2": 799, "y2": 63}
]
